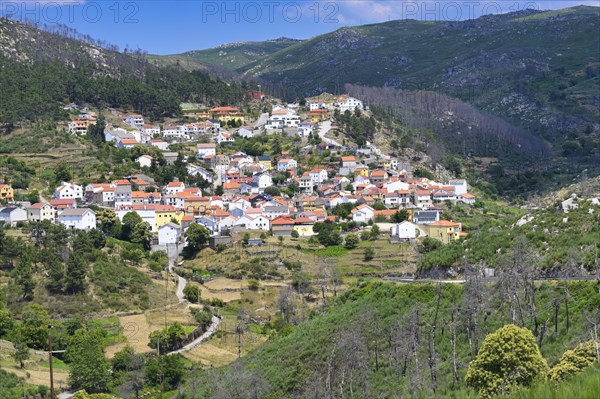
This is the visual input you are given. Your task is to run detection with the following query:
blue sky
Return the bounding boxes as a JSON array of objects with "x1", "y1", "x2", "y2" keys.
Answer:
[{"x1": 1, "y1": 1, "x2": 598, "y2": 54}]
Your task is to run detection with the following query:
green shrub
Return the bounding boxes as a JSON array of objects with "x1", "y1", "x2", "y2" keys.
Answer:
[
  {"x1": 547, "y1": 341, "x2": 597, "y2": 381},
  {"x1": 466, "y1": 325, "x2": 548, "y2": 398}
]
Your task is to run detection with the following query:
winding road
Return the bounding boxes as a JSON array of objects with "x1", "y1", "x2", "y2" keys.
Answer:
[
  {"x1": 165, "y1": 243, "x2": 187, "y2": 303},
  {"x1": 318, "y1": 121, "x2": 343, "y2": 147},
  {"x1": 167, "y1": 315, "x2": 221, "y2": 356},
  {"x1": 161, "y1": 243, "x2": 222, "y2": 355}
]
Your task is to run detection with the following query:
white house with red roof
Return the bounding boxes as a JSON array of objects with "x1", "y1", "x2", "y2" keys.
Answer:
[
  {"x1": 27, "y1": 203, "x2": 56, "y2": 223},
  {"x1": 216, "y1": 132, "x2": 235, "y2": 144},
  {"x1": 459, "y1": 193, "x2": 476, "y2": 205},
  {"x1": 196, "y1": 143, "x2": 217, "y2": 158},
  {"x1": 84, "y1": 183, "x2": 116, "y2": 205},
  {"x1": 125, "y1": 115, "x2": 144, "y2": 129},
  {"x1": 277, "y1": 158, "x2": 297, "y2": 171},
  {"x1": 266, "y1": 107, "x2": 299, "y2": 129},
  {"x1": 68, "y1": 119, "x2": 88, "y2": 135},
  {"x1": 384, "y1": 190, "x2": 411, "y2": 208},
  {"x1": 308, "y1": 101, "x2": 326, "y2": 111},
  {"x1": 335, "y1": 96, "x2": 364, "y2": 112},
  {"x1": 163, "y1": 181, "x2": 186, "y2": 196},
  {"x1": 118, "y1": 139, "x2": 139, "y2": 149},
  {"x1": 50, "y1": 198, "x2": 77, "y2": 211},
  {"x1": 142, "y1": 124, "x2": 161, "y2": 136},
  {"x1": 309, "y1": 168, "x2": 328, "y2": 184},
  {"x1": 149, "y1": 139, "x2": 169, "y2": 150},
  {"x1": 413, "y1": 190, "x2": 433, "y2": 209},
  {"x1": 340, "y1": 156, "x2": 357, "y2": 168},
  {"x1": 58, "y1": 208, "x2": 96, "y2": 231},
  {"x1": 54, "y1": 182, "x2": 83, "y2": 200},
  {"x1": 385, "y1": 179, "x2": 409, "y2": 193},
  {"x1": 351, "y1": 204, "x2": 375, "y2": 223}
]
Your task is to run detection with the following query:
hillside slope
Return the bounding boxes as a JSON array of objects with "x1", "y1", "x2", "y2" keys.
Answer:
[
  {"x1": 179, "y1": 280, "x2": 600, "y2": 398},
  {"x1": 0, "y1": 18, "x2": 247, "y2": 125},
  {"x1": 147, "y1": 37, "x2": 302, "y2": 73},
  {"x1": 0, "y1": 18, "x2": 146, "y2": 77},
  {"x1": 243, "y1": 7, "x2": 600, "y2": 144}
]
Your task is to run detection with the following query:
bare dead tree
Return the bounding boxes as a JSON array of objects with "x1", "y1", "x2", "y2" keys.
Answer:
[
  {"x1": 333, "y1": 328, "x2": 370, "y2": 399},
  {"x1": 549, "y1": 296, "x2": 563, "y2": 336},
  {"x1": 406, "y1": 307, "x2": 422, "y2": 395},
  {"x1": 463, "y1": 262, "x2": 485, "y2": 358},
  {"x1": 449, "y1": 307, "x2": 460, "y2": 386},
  {"x1": 210, "y1": 361, "x2": 272, "y2": 399},
  {"x1": 594, "y1": 244, "x2": 600, "y2": 295},
  {"x1": 357, "y1": 308, "x2": 384, "y2": 373},
  {"x1": 562, "y1": 249, "x2": 583, "y2": 334},
  {"x1": 388, "y1": 316, "x2": 412, "y2": 399},
  {"x1": 427, "y1": 284, "x2": 442, "y2": 392},
  {"x1": 345, "y1": 84, "x2": 550, "y2": 159},
  {"x1": 278, "y1": 286, "x2": 297, "y2": 325}
]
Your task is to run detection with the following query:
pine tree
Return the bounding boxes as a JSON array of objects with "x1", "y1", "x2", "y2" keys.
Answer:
[
  {"x1": 13, "y1": 248, "x2": 35, "y2": 301},
  {"x1": 65, "y1": 253, "x2": 87, "y2": 294}
]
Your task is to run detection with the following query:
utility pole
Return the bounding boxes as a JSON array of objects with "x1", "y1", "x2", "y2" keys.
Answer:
[
  {"x1": 48, "y1": 325, "x2": 55, "y2": 399},
  {"x1": 236, "y1": 323, "x2": 242, "y2": 359},
  {"x1": 157, "y1": 340, "x2": 163, "y2": 399}
]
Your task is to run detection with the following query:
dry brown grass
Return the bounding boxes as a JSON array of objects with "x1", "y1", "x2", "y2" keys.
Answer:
[
  {"x1": 180, "y1": 314, "x2": 268, "y2": 368},
  {"x1": 8, "y1": 366, "x2": 70, "y2": 387},
  {"x1": 199, "y1": 286, "x2": 242, "y2": 302},
  {"x1": 203, "y1": 277, "x2": 245, "y2": 291},
  {"x1": 104, "y1": 313, "x2": 155, "y2": 357}
]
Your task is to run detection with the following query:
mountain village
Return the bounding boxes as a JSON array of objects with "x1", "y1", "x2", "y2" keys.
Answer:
[{"x1": 1, "y1": 94, "x2": 476, "y2": 247}]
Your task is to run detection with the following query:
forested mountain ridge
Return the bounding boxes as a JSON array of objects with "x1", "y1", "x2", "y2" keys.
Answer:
[
  {"x1": 240, "y1": 6, "x2": 599, "y2": 150},
  {"x1": 0, "y1": 18, "x2": 249, "y2": 125},
  {"x1": 147, "y1": 37, "x2": 303, "y2": 73}
]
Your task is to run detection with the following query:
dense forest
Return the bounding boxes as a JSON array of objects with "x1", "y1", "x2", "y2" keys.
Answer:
[
  {"x1": 0, "y1": 55, "x2": 247, "y2": 126},
  {"x1": 0, "y1": 17, "x2": 256, "y2": 127}
]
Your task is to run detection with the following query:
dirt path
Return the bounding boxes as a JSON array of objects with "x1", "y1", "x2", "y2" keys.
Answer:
[{"x1": 168, "y1": 315, "x2": 221, "y2": 355}]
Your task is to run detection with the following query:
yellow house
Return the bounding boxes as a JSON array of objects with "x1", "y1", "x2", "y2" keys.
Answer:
[
  {"x1": 257, "y1": 156, "x2": 272, "y2": 170},
  {"x1": 292, "y1": 217, "x2": 315, "y2": 237},
  {"x1": 302, "y1": 198, "x2": 326, "y2": 212},
  {"x1": 308, "y1": 109, "x2": 328, "y2": 122},
  {"x1": 183, "y1": 197, "x2": 211, "y2": 217},
  {"x1": 354, "y1": 167, "x2": 370, "y2": 178},
  {"x1": 196, "y1": 110, "x2": 211, "y2": 119},
  {"x1": 425, "y1": 220, "x2": 462, "y2": 244},
  {"x1": 209, "y1": 106, "x2": 246, "y2": 124},
  {"x1": 218, "y1": 114, "x2": 246, "y2": 124},
  {"x1": 0, "y1": 184, "x2": 14, "y2": 201},
  {"x1": 156, "y1": 205, "x2": 183, "y2": 229}
]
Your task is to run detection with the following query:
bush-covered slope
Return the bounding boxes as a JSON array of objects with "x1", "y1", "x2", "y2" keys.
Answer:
[
  {"x1": 179, "y1": 280, "x2": 600, "y2": 398},
  {"x1": 149, "y1": 37, "x2": 302, "y2": 72}
]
